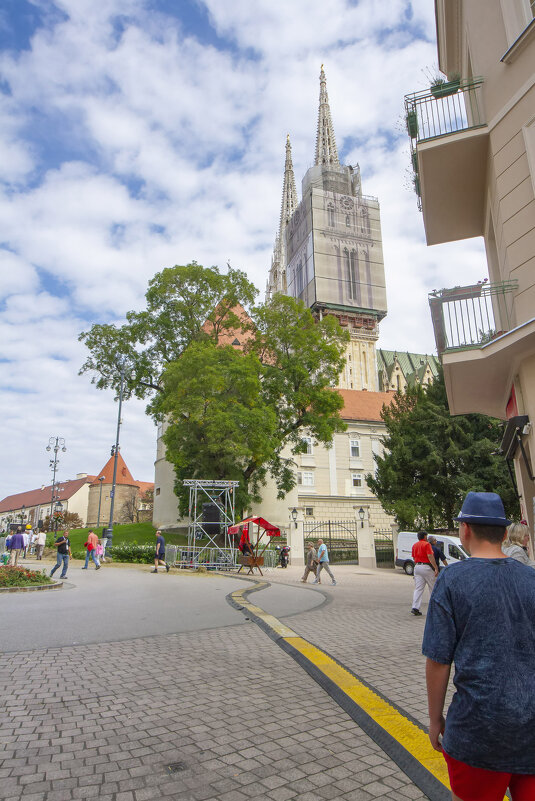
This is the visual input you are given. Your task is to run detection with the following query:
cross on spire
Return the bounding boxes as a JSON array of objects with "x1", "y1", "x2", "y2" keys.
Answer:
[{"x1": 315, "y1": 65, "x2": 339, "y2": 166}]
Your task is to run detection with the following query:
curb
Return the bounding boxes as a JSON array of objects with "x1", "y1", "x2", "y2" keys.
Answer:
[
  {"x1": 226, "y1": 580, "x2": 451, "y2": 801},
  {"x1": 0, "y1": 579, "x2": 63, "y2": 594}
]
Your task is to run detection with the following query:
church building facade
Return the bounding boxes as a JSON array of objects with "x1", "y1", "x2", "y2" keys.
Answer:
[{"x1": 153, "y1": 68, "x2": 438, "y2": 533}]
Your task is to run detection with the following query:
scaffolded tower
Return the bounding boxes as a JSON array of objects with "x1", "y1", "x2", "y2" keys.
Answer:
[{"x1": 183, "y1": 479, "x2": 239, "y2": 568}]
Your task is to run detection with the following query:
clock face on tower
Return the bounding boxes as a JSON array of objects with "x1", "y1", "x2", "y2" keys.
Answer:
[{"x1": 340, "y1": 196, "x2": 354, "y2": 210}]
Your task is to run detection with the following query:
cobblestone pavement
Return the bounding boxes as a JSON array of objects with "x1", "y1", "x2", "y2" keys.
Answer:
[
  {"x1": 265, "y1": 563, "x2": 455, "y2": 730},
  {"x1": 0, "y1": 564, "x2": 444, "y2": 800}
]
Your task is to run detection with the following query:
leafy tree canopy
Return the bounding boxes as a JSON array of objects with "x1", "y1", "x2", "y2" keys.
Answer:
[
  {"x1": 80, "y1": 266, "x2": 349, "y2": 515},
  {"x1": 366, "y1": 370, "x2": 519, "y2": 530},
  {"x1": 79, "y1": 262, "x2": 258, "y2": 404}
]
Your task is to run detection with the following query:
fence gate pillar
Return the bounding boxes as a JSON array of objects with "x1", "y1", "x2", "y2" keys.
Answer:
[
  {"x1": 287, "y1": 508, "x2": 305, "y2": 566},
  {"x1": 356, "y1": 508, "x2": 376, "y2": 569}
]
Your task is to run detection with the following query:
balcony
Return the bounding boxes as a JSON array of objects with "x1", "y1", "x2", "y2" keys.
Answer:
[
  {"x1": 428, "y1": 280, "x2": 535, "y2": 418},
  {"x1": 405, "y1": 78, "x2": 489, "y2": 246},
  {"x1": 429, "y1": 280, "x2": 518, "y2": 355}
]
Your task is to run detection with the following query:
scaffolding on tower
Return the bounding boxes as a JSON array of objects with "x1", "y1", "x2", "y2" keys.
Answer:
[{"x1": 178, "y1": 479, "x2": 240, "y2": 570}]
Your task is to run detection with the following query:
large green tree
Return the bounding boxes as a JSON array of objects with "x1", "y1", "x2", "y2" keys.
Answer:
[
  {"x1": 78, "y1": 262, "x2": 258, "y2": 406},
  {"x1": 80, "y1": 266, "x2": 349, "y2": 514},
  {"x1": 155, "y1": 295, "x2": 349, "y2": 515},
  {"x1": 367, "y1": 370, "x2": 519, "y2": 530}
]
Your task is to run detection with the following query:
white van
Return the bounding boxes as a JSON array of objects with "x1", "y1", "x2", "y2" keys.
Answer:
[{"x1": 396, "y1": 532, "x2": 469, "y2": 575}]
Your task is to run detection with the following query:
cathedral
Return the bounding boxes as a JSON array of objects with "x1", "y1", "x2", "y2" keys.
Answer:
[
  {"x1": 152, "y1": 68, "x2": 438, "y2": 533},
  {"x1": 256, "y1": 67, "x2": 439, "y2": 531}
]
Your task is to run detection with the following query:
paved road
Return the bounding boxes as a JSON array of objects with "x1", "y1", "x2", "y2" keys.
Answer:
[
  {"x1": 0, "y1": 564, "x2": 324, "y2": 651},
  {"x1": 0, "y1": 563, "x2": 442, "y2": 800}
]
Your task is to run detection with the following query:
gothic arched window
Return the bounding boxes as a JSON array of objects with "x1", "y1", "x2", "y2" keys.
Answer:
[{"x1": 345, "y1": 249, "x2": 359, "y2": 301}]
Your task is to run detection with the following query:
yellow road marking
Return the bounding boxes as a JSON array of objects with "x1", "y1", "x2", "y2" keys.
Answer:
[
  {"x1": 232, "y1": 584, "x2": 507, "y2": 801},
  {"x1": 287, "y1": 637, "x2": 450, "y2": 788}
]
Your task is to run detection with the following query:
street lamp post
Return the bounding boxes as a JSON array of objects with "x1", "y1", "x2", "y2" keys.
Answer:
[
  {"x1": 46, "y1": 436, "x2": 66, "y2": 527},
  {"x1": 97, "y1": 476, "x2": 105, "y2": 527},
  {"x1": 106, "y1": 367, "x2": 125, "y2": 552}
]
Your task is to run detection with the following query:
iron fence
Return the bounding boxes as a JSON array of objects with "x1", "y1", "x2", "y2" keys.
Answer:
[
  {"x1": 428, "y1": 280, "x2": 517, "y2": 354},
  {"x1": 170, "y1": 545, "x2": 238, "y2": 570},
  {"x1": 374, "y1": 530, "x2": 394, "y2": 569},
  {"x1": 304, "y1": 520, "x2": 359, "y2": 564}
]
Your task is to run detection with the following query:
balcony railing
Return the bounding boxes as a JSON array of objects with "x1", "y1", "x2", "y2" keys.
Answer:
[
  {"x1": 405, "y1": 77, "x2": 485, "y2": 144},
  {"x1": 405, "y1": 78, "x2": 485, "y2": 210},
  {"x1": 429, "y1": 280, "x2": 518, "y2": 355}
]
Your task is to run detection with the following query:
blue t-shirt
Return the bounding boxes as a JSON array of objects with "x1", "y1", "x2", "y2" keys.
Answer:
[
  {"x1": 317, "y1": 544, "x2": 328, "y2": 563},
  {"x1": 422, "y1": 557, "x2": 535, "y2": 772},
  {"x1": 156, "y1": 535, "x2": 165, "y2": 555}
]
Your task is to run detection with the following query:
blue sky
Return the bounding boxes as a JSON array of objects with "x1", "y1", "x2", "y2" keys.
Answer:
[{"x1": 0, "y1": 0, "x2": 487, "y2": 497}]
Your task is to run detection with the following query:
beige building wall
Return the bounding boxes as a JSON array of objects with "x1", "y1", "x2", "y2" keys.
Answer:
[
  {"x1": 291, "y1": 422, "x2": 393, "y2": 531},
  {"x1": 64, "y1": 483, "x2": 91, "y2": 525},
  {"x1": 153, "y1": 421, "x2": 183, "y2": 529},
  {"x1": 421, "y1": 0, "x2": 535, "y2": 529},
  {"x1": 86, "y1": 484, "x2": 139, "y2": 527}
]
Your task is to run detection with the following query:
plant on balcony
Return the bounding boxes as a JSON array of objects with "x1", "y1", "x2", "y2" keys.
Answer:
[
  {"x1": 406, "y1": 108, "x2": 418, "y2": 138},
  {"x1": 430, "y1": 73, "x2": 461, "y2": 98},
  {"x1": 412, "y1": 173, "x2": 421, "y2": 197}
]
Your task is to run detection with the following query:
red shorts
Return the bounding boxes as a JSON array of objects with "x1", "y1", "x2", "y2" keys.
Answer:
[{"x1": 443, "y1": 750, "x2": 535, "y2": 801}]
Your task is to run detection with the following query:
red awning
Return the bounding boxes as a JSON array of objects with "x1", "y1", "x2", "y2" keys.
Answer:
[{"x1": 228, "y1": 516, "x2": 281, "y2": 537}]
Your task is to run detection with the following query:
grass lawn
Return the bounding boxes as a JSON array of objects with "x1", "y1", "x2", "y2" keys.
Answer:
[{"x1": 59, "y1": 523, "x2": 191, "y2": 551}]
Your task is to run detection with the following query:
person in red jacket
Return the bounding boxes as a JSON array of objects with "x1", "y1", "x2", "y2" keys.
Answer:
[{"x1": 410, "y1": 531, "x2": 438, "y2": 616}]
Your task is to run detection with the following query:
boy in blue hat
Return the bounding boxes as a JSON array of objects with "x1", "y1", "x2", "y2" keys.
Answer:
[{"x1": 423, "y1": 491, "x2": 535, "y2": 800}]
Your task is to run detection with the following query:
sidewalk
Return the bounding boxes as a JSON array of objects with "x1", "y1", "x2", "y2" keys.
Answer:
[{"x1": 0, "y1": 564, "x2": 438, "y2": 800}]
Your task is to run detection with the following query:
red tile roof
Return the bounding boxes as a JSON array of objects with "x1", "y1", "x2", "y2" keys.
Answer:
[
  {"x1": 137, "y1": 481, "x2": 154, "y2": 497},
  {"x1": 0, "y1": 476, "x2": 96, "y2": 513},
  {"x1": 91, "y1": 453, "x2": 138, "y2": 486},
  {"x1": 201, "y1": 303, "x2": 254, "y2": 349},
  {"x1": 337, "y1": 390, "x2": 394, "y2": 422}
]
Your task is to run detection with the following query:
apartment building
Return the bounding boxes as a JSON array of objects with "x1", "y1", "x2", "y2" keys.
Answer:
[{"x1": 405, "y1": 0, "x2": 535, "y2": 528}]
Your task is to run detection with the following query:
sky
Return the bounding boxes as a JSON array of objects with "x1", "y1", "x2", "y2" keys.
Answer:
[{"x1": 0, "y1": 0, "x2": 488, "y2": 498}]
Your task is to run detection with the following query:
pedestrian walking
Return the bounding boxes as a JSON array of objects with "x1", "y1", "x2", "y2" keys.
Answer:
[
  {"x1": 301, "y1": 542, "x2": 319, "y2": 582},
  {"x1": 50, "y1": 530, "x2": 71, "y2": 579},
  {"x1": 82, "y1": 529, "x2": 101, "y2": 570},
  {"x1": 410, "y1": 531, "x2": 438, "y2": 616},
  {"x1": 427, "y1": 535, "x2": 448, "y2": 571},
  {"x1": 424, "y1": 491, "x2": 535, "y2": 800},
  {"x1": 8, "y1": 528, "x2": 25, "y2": 566},
  {"x1": 313, "y1": 539, "x2": 336, "y2": 585},
  {"x1": 28, "y1": 526, "x2": 37, "y2": 556},
  {"x1": 34, "y1": 529, "x2": 46, "y2": 560},
  {"x1": 21, "y1": 527, "x2": 29, "y2": 559},
  {"x1": 151, "y1": 530, "x2": 170, "y2": 573}
]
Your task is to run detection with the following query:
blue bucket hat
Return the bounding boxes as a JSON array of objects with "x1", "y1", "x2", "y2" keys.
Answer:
[{"x1": 454, "y1": 491, "x2": 511, "y2": 527}]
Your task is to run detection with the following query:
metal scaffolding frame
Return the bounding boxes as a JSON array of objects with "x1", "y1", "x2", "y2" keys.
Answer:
[{"x1": 182, "y1": 479, "x2": 240, "y2": 568}]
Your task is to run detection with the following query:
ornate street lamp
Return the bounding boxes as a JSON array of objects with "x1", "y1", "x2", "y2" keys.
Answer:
[
  {"x1": 46, "y1": 436, "x2": 67, "y2": 524},
  {"x1": 291, "y1": 508, "x2": 298, "y2": 529},
  {"x1": 358, "y1": 507, "x2": 365, "y2": 528}
]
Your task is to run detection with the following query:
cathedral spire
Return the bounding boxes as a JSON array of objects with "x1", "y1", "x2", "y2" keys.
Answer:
[
  {"x1": 314, "y1": 65, "x2": 339, "y2": 166},
  {"x1": 279, "y1": 134, "x2": 298, "y2": 233}
]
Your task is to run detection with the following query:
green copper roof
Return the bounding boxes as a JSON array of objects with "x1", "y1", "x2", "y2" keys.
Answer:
[{"x1": 377, "y1": 349, "x2": 440, "y2": 390}]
